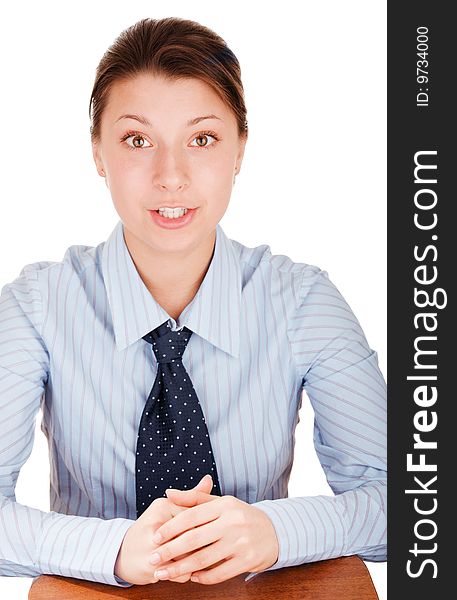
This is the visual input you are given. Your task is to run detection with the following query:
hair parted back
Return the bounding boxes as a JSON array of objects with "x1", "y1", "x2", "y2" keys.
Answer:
[{"x1": 89, "y1": 17, "x2": 248, "y2": 143}]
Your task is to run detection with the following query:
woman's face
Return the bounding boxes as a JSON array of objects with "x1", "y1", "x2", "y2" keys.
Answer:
[{"x1": 92, "y1": 73, "x2": 246, "y2": 257}]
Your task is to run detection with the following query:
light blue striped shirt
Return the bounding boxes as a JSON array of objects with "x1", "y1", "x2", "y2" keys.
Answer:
[{"x1": 0, "y1": 220, "x2": 386, "y2": 587}]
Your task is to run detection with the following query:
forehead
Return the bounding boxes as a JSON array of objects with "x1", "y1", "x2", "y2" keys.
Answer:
[{"x1": 104, "y1": 73, "x2": 229, "y2": 120}]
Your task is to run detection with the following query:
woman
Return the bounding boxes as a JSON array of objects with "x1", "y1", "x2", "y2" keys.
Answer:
[{"x1": 0, "y1": 17, "x2": 386, "y2": 588}]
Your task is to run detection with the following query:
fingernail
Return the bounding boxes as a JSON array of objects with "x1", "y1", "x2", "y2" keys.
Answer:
[
  {"x1": 150, "y1": 553, "x2": 161, "y2": 565},
  {"x1": 191, "y1": 575, "x2": 199, "y2": 582},
  {"x1": 152, "y1": 532, "x2": 162, "y2": 543},
  {"x1": 154, "y1": 569, "x2": 169, "y2": 579}
]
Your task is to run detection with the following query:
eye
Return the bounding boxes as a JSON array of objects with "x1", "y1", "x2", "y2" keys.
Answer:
[
  {"x1": 190, "y1": 131, "x2": 220, "y2": 150},
  {"x1": 121, "y1": 131, "x2": 152, "y2": 150},
  {"x1": 120, "y1": 130, "x2": 220, "y2": 151}
]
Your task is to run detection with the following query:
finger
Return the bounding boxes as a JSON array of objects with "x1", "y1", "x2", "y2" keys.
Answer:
[
  {"x1": 145, "y1": 500, "x2": 188, "y2": 531},
  {"x1": 143, "y1": 497, "x2": 188, "y2": 519},
  {"x1": 152, "y1": 497, "x2": 222, "y2": 544},
  {"x1": 169, "y1": 575, "x2": 192, "y2": 584},
  {"x1": 155, "y1": 558, "x2": 192, "y2": 584},
  {"x1": 152, "y1": 518, "x2": 221, "y2": 566},
  {"x1": 191, "y1": 556, "x2": 247, "y2": 585},
  {"x1": 161, "y1": 474, "x2": 213, "y2": 513},
  {"x1": 168, "y1": 551, "x2": 196, "y2": 583},
  {"x1": 194, "y1": 473, "x2": 213, "y2": 489},
  {"x1": 165, "y1": 487, "x2": 218, "y2": 508},
  {"x1": 154, "y1": 539, "x2": 228, "y2": 580}
]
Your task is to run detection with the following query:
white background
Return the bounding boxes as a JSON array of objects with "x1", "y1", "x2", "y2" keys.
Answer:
[{"x1": 0, "y1": 1, "x2": 386, "y2": 598}]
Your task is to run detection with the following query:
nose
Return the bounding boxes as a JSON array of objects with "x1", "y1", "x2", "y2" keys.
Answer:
[{"x1": 153, "y1": 146, "x2": 189, "y2": 193}]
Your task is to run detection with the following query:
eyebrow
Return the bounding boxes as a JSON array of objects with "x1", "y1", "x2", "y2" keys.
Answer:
[{"x1": 115, "y1": 113, "x2": 222, "y2": 127}]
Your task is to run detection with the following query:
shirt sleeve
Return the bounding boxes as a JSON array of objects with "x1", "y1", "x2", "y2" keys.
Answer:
[
  {"x1": 251, "y1": 267, "x2": 386, "y2": 573},
  {"x1": 0, "y1": 266, "x2": 135, "y2": 587}
]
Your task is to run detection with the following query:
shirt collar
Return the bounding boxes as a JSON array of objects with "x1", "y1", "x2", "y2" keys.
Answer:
[{"x1": 101, "y1": 220, "x2": 241, "y2": 358}]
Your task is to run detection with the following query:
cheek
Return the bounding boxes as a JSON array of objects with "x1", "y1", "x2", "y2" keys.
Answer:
[
  {"x1": 203, "y1": 175, "x2": 233, "y2": 219},
  {"x1": 109, "y1": 155, "x2": 148, "y2": 193},
  {"x1": 200, "y1": 171, "x2": 233, "y2": 212},
  {"x1": 198, "y1": 156, "x2": 234, "y2": 190}
]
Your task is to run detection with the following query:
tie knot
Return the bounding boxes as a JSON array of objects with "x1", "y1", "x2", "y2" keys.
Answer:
[{"x1": 143, "y1": 320, "x2": 193, "y2": 364}]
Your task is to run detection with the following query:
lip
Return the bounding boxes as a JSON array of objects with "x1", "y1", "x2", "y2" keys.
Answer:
[{"x1": 148, "y1": 208, "x2": 198, "y2": 230}]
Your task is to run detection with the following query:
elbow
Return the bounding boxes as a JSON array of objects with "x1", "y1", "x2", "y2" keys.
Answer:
[{"x1": 357, "y1": 544, "x2": 387, "y2": 562}]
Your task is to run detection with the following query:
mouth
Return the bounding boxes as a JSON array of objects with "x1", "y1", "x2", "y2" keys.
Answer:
[
  {"x1": 148, "y1": 207, "x2": 198, "y2": 229},
  {"x1": 151, "y1": 207, "x2": 196, "y2": 213}
]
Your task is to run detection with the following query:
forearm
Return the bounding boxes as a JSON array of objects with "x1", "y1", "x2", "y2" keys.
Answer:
[
  {"x1": 252, "y1": 480, "x2": 386, "y2": 571},
  {"x1": 0, "y1": 494, "x2": 134, "y2": 586}
]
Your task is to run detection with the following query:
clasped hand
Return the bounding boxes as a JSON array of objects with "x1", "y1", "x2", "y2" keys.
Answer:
[{"x1": 149, "y1": 475, "x2": 279, "y2": 585}]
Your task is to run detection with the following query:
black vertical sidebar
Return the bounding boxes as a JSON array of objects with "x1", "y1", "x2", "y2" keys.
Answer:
[{"x1": 388, "y1": 2, "x2": 454, "y2": 598}]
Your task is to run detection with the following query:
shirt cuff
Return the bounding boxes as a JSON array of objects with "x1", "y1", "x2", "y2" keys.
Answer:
[
  {"x1": 250, "y1": 499, "x2": 295, "y2": 572},
  {"x1": 109, "y1": 519, "x2": 136, "y2": 587},
  {"x1": 114, "y1": 574, "x2": 134, "y2": 587}
]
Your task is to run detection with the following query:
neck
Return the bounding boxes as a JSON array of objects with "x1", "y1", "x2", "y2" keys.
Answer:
[{"x1": 122, "y1": 226, "x2": 216, "y2": 319}]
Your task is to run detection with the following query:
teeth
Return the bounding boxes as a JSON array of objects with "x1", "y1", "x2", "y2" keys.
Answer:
[{"x1": 157, "y1": 207, "x2": 188, "y2": 219}]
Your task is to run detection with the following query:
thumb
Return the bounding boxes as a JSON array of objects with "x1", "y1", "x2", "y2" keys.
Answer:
[
  {"x1": 195, "y1": 473, "x2": 213, "y2": 492},
  {"x1": 165, "y1": 474, "x2": 216, "y2": 506}
]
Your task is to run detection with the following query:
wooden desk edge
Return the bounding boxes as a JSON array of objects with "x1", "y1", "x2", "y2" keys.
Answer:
[{"x1": 29, "y1": 555, "x2": 380, "y2": 599}]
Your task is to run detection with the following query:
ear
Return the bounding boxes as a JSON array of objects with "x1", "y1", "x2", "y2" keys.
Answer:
[
  {"x1": 235, "y1": 135, "x2": 247, "y2": 175},
  {"x1": 92, "y1": 140, "x2": 105, "y2": 177}
]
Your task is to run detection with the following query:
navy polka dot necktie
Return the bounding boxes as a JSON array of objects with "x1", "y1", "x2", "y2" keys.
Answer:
[{"x1": 135, "y1": 319, "x2": 222, "y2": 518}]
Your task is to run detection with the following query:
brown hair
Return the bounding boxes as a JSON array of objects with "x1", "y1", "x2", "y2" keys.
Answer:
[{"x1": 89, "y1": 17, "x2": 248, "y2": 143}]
